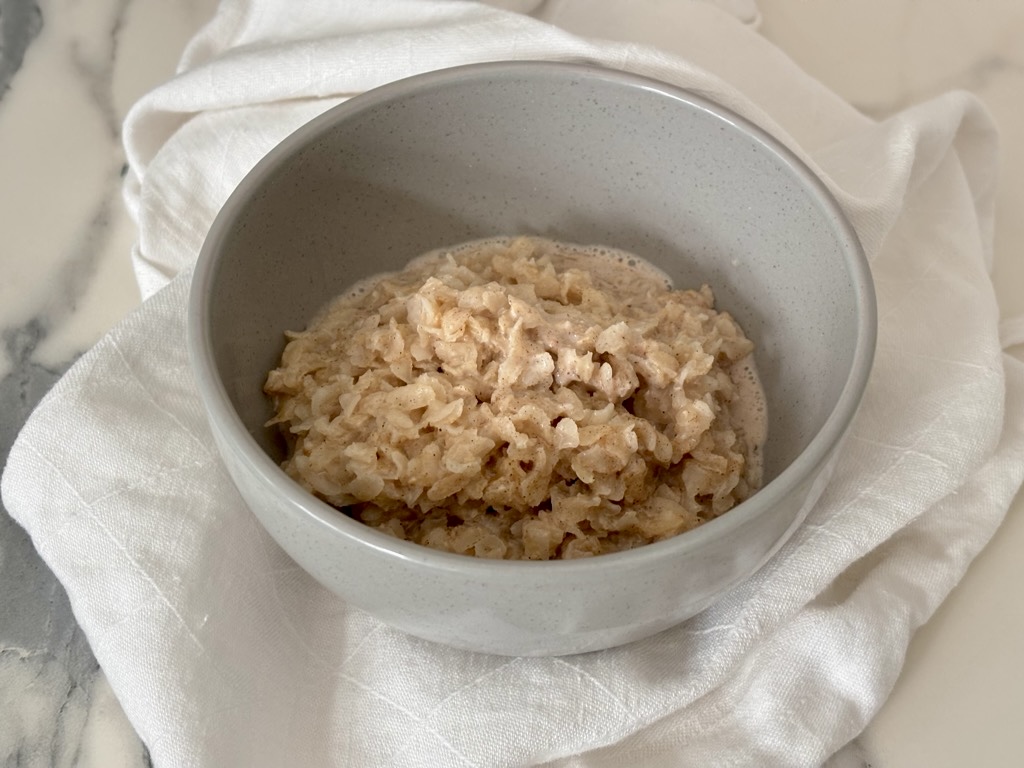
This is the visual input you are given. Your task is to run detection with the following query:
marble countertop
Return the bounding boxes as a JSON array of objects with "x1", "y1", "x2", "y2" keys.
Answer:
[{"x1": 1, "y1": 0, "x2": 1021, "y2": 765}]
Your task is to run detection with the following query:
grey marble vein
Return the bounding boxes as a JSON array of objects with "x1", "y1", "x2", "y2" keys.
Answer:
[
  {"x1": 68, "y1": 0, "x2": 132, "y2": 137},
  {"x1": 0, "y1": 342, "x2": 91, "y2": 764},
  {"x1": 0, "y1": 333, "x2": 148, "y2": 764},
  {"x1": 0, "y1": 182, "x2": 147, "y2": 766},
  {"x1": 0, "y1": 0, "x2": 42, "y2": 100},
  {"x1": 0, "y1": 0, "x2": 147, "y2": 763},
  {"x1": 38, "y1": 163, "x2": 124, "y2": 338},
  {"x1": 48, "y1": 0, "x2": 141, "y2": 328}
]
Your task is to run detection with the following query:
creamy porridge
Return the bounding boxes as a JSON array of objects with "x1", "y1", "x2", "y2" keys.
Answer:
[{"x1": 264, "y1": 236, "x2": 765, "y2": 560}]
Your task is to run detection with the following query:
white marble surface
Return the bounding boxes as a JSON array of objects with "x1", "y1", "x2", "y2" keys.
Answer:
[{"x1": 0, "y1": 0, "x2": 1020, "y2": 765}]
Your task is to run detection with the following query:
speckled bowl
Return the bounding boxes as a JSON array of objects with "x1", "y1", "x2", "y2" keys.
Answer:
[{"x1": 188, "y1": 62, "x2": 875, "y2": 656}]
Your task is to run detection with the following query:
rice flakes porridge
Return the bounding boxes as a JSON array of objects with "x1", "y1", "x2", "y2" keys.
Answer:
[{"x1": 264, "y1": 236, "x2": 765, "y2": 560}]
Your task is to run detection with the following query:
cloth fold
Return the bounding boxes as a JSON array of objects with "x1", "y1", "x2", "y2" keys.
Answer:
[{"x1": 4, "y1": 1, "x2": 1024, "y2": 766}]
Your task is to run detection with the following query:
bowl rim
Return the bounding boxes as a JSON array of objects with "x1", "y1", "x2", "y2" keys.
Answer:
[{"x1": 188, "y1": 60, "x2": 877, "y2": 577}]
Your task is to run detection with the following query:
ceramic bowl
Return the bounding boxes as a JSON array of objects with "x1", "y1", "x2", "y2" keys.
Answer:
[{"x1": 188, "y1": 61, "x2": 875, "y2": 656}]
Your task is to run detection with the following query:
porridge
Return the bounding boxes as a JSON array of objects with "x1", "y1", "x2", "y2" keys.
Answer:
[{"x1": 264, "y1": 236, "x2": 765, "y2": 560}]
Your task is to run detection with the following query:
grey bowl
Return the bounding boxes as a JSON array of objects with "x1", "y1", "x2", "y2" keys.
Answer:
[{"x1": 188, "y1": 61, "x2": 875, "y2": 656}]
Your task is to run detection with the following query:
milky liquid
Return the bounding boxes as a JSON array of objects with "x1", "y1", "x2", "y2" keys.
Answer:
[{"x1": 730, "y1": 355, "x2": 767, "y2": 487}]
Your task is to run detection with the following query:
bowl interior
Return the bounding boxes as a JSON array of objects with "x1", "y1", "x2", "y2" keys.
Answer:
[{"x1": 202, "y1": 63, "x2": 865, "y2": 494}]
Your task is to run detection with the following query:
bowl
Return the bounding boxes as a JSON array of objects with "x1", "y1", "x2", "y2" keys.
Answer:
[{"x1": 188, "y1": 61, "x2": 875, "y2": 656}]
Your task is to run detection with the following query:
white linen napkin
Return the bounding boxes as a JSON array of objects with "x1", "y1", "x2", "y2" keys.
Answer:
[{"x1": 5, "y1": 1, "x2": 1024, "y2": 766}]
